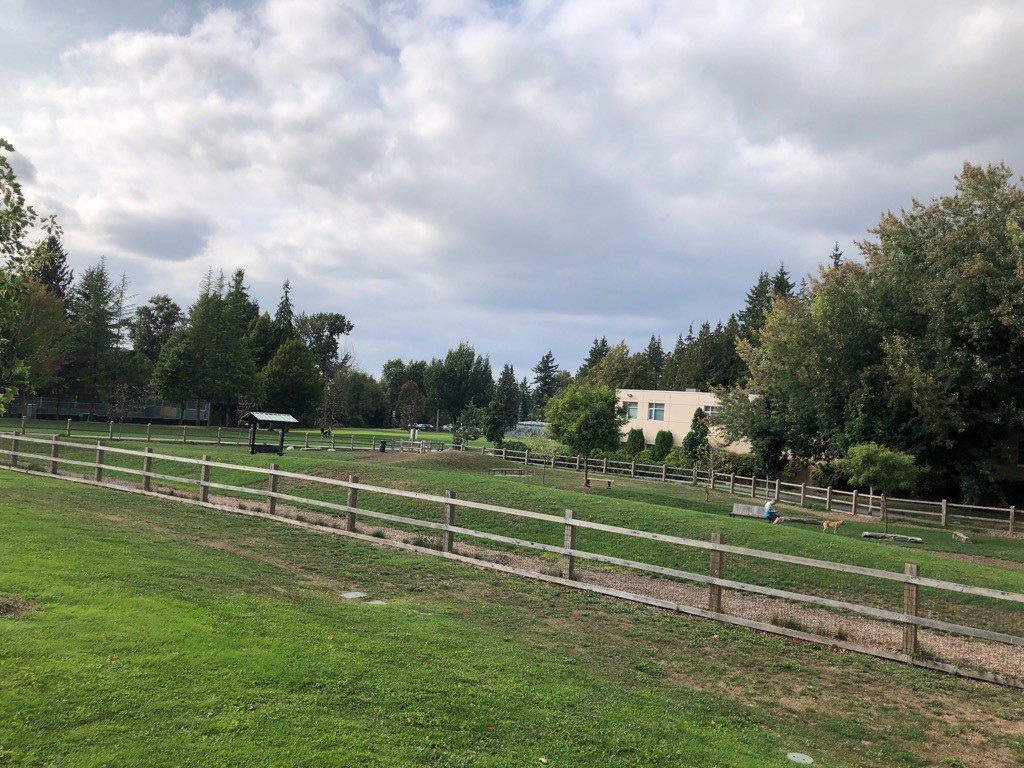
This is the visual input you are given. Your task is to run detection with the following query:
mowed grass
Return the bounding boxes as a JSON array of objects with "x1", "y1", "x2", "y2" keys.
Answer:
[{"x1": 2, "y1": 471, "x2": 1024, "y2": 766}]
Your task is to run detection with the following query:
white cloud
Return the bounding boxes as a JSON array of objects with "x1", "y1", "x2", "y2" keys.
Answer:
[{"x1": 3, "y1": 0, "x2": 1024, "y2": 378}]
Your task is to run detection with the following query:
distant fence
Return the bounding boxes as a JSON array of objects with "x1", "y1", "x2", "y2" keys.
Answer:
[
  {"x1": 458, "y1": 444, "x2": 1021, "y2": 536},
  {"x1": 5, "y1": 416, "x2": 1018, "y2": 534},
  {"x1": 1, "y1": 433, "x2": 1021, "y2": 689}
]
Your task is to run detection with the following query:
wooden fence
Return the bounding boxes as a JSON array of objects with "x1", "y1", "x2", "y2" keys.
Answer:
[
  {"x1": 1, "y1": 433, "x2": 1022, "y2": 689},
  {"x1": 457, "y1": 444, "x2": 1021, "y2": 535}
]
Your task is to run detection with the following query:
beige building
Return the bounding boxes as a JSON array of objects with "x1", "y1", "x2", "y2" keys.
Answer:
[{"x1": 617, "y1": 388, "x2": 749, "y2": 453}]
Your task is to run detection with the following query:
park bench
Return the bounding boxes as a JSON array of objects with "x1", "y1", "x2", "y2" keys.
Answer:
[
  {"x1": 730, "y1": 503, "x2": 767, "y2": 519},
  {"x1": 488, "y1": 467, "x2": 525, "y2": 476},
  {"x1": 585, "y1": 477, "x2": 614, "y2": 489}
]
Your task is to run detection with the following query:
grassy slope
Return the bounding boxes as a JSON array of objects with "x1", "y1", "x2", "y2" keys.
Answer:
[{"x1": 1, "y1": 470, "x2": 1023, "y2": 767}]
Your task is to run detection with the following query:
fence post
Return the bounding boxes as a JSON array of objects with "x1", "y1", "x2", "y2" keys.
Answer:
[
  {"x1": 372, "y1": 437, "x2": 376, "y2": 451},
  {"x1": 346, "y1": 475, "x2": 358, "y2": 532},
  {"x1": 774, "y1": 478, "x2": 780, "y2": 499},
  {"x1": 940, "y1": 499, "x2": 948, "y2": 528},
  {"x1": 502, "y1": 447, "x2": 507, "y2": 460},
  {"x1": 691, "y1": 467, "x2": 697, "y2": 485},
  {"x1": 1010, "y1": 506, "x2": 1016, "y2": 536},
  {"x1": 603, "y1": 457, "x2": 608, "y2": 474},
  {"x1": 10, "y1": 436, "x2": 19, "y2": 467},
  {"x1": 107, "y1": 420, "x2": 114, "y2": 439},
  {"x1": 750, "y1": 477, "x2": 756, "y2": 498},
  {"x1": 21, "y1": 415, "x2": 27, "y2": 434},
  {"x1": 729, "y1": 473, "x2": 735, "y2": 494},
  {"x1": 708, "y1": 533, "x2": 723, "y2": 613},
  {"x1": 881, "y1": 493, "x2": 887, "y2": 524},
  {"x1": 662, "y1": 464, "x2": 667, "y2": 481},
  {"x1": 903, "y1": 563, "x2": 919, "y2": 656},
  {"x1": 851, "y1": 489, "x2": 859, "y2": 516},
  {"x1": 94, "y1": 441, "x2": 104, "y2": 482},
  {"x1": 66, "y1": 418, "x2": 72, "y2": 437},
  {"x1": 826, "y1": 486, "x2": 832, "y2": 511},
  {"x1": 268, "y1": 463, "x2": 279, "y2": 515},
  {"x1": 799, "y1": 483, "x2": 806, "y2": 506},
  {"x1": 524, "y1": 450, "x2": 530, "y2": 466},
  {"x1": 631, "y1": 461, "x2": 636, "y2": 479},
  {"x1": 576, "y1": 455, "x2": 580, "y2": 471},
  {"x1": 147, "y1": 423, "x2": 152, "y2": 442},
  {"x1": 143, "y1": 447, "x2": 153, "y2": 492},
  {"x1": 217, "y1": 428, "x2": 222, "y2": 446},
  {"x1": 49, "y1": 436, "x2": 59, "y2": 474},
  {"x1": 331, "y1": 433, "x2": 336, "y2": 449},
  {"x1": 200, "y1": 455, "x2": 211, "y2": 503},
  {"x1": 350, "y1": 435, "x2": 355, "y2": 449},
  {"x1": 182, "y1": 425, "x2": 187, "y2": 443},
  {"x1": 304, "y1": 433, "x2": 309, "y2": 448},
  {"x1": 562, "y1": 509, "x2": 577, "y2": 580},
  {"x1": 442, "y1": 490, "x2": 456, "y2": 553}
]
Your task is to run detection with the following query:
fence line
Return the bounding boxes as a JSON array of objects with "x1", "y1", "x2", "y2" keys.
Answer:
[{"x1": 1, "y1": 433, "x2": 1021, "y2": 689}]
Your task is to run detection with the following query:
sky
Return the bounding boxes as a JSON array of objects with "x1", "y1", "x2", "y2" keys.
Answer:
[{"x1": 3, "y1": 0, "x2": 1024, "y2": 381}]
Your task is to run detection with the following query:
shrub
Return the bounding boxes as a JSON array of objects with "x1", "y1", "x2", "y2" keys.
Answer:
[
  {"x1": 714, "y1": 451, "x2": 756, "y2": 477},
  {"x1": 624, "y1": 428, "x2": 645, "y2": 457},
  {"x1": 651, "y1": 430, "x2": 674, "y2": 462},
  {"x1": 810, "y1": 461, "x2": 850, "y2": 489},
  {"x1": 501, "y1": 441, "x2": 530, "y2": 454}
]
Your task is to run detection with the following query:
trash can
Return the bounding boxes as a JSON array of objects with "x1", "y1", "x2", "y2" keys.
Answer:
[{"x1": 379, "y1": 440, "x2": 387, "y2": 453}]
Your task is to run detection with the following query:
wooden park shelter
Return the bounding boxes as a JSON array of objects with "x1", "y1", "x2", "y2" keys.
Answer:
[{"x1": 241, "y1": 412, "x2": 299, "y2": 456}]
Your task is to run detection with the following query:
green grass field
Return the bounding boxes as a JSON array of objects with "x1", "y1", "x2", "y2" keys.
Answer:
[{"x1": 2, "y1": 453, "x2": 1024, "y2": 766}]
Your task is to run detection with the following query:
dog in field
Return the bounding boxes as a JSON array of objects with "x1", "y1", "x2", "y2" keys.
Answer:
[{"x1": 822, "y1": 519, "x2": 845, "y2": 534}]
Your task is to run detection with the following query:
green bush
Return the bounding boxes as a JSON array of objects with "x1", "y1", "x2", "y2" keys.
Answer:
[
  {"x1": 713, "y1": 450, "x2": 756, "y2": 477},
  {"x1": 810, "y1": 461, "x2": 850, "y2": 489},
  {"x1": 651, "y1": 430, "x2": 674, "y2": 462},
  {"x1": 624, "y1": 428, "x2": 645, "y2": 457},
  {"x1": 502, "y1": 441, "x2": 530, "y2": 454}
]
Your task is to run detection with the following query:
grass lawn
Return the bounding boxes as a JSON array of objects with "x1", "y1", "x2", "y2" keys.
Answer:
[{"x1": 2, "y1": 468, "x2": 1024, "y2": 767}]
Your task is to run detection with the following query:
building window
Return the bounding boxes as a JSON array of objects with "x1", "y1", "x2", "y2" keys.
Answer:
[
  {"x1": 623, "y1": 402, "x2": 638, "y2": 420},
  {"x1": 703, "y1": 405, "x2": 720, "y2": 416},
  {"x1": 648, "y1": 402, "x2": 665, "y2": 421}
]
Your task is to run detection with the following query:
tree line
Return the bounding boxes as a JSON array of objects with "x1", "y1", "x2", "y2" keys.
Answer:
[{"x1": 4, "y1": 139, "x2": 1021, "y2": 500}]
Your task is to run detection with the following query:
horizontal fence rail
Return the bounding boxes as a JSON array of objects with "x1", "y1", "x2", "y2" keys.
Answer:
[{"x1": 2, "y1": 433, "x2": 1022, "y2": 689}]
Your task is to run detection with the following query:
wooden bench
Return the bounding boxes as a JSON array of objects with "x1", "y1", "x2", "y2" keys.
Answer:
[
  {"x1": 730, "y1": 503, "x2": 767, "y2": 519},
  {"x1": 585, "y1": 478, "x2": 613, "y2": 489},
  {"x1": 488, "y1": 467, "x2": 525, "y2": 476}
]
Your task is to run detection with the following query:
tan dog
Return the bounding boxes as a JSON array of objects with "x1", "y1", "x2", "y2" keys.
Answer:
[{"x1": 822, "y1": 519, "x2": 845, "y2": 534}]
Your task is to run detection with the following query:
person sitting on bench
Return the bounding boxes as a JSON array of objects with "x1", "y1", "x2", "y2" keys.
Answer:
[{"x1": 764, "y1": 498, "x2": 783, "y2": 524}]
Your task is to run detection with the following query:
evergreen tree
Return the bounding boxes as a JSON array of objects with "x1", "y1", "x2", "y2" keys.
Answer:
[
  {"x1": 829, "y1": 242, "x2": 844, "y2": 268},
  {"x1": 737, "y1": 271, "x2": 773, "y2": 340},
  {"x1": 531, "y1": 351, "x2": 560, "y2": 413},
  {"x1": 496, "y1": 363, "x2": 519, "y2": 427},
  {"x1": 484, "y1": 398, "x2": 506, "y2": 445},
  {"x1": 260, "y1": 338, "x2": 322, "y2": 419},
  {"x1": 644, "y1": 334, "x2": 665, "y2": 383},
  {"x1": 577, "y1": 336, "x2": 610, "y2": 378},
  {"x1": 771, "y1": 262, "x2": 795, "y2": 298},
  {"x1": 29, "y1": 235, "x2": 74, "y2": 302},
  {"x1": 226, "y1": 268, "x2": 260, "y2": 328},
  {"x1": 65, "y1": 259, "x2": 119, "y2": 411},
  {"x1": 423, "y1": 343, "x2": 493, "y2": 420},
  {"x1": 271, "y1": 279, "x2": 297, "y2": 349},
  {"x1": 129, "y1": 295, "x2": 182, "y2": 364},
  {"x1": 681, "y1": 408, "x2": 710, "y2": 466}
]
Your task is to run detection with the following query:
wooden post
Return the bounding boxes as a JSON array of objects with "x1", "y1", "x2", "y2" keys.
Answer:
[
  {"x1": 199, "y1": 455, "x2": 211, "y2": 503},
  {"x1": 903, "y1": 563, "x2": 919, "y2": 656},
  {"x1": 108, "y1": 420, "x2": 114, "y2": 439},
  {"x1": 304, "y1": 433, "x2": 309, "y2": 448},
  {"x1": 331, "y1": 433, "x2": 336, "y2": 449},
  {"x1": 20, "y1": 415, "x2": 27, "y2": 434},
  {"x1": 268, "y1": 464, "x2": 279, "y2": 515},
  {"x1": 826, "y1": 486, "x2": 832, "y2": 511},
  {"x1": 562, "y1": 509, "x2": 577, "y2": 580},
  {"x1": 147, "y1": 423, "x2": 152, "y2": 442},
  {"x1": 662, "y1": 464, "x2": 667, "y2": 481},
  {"x1": 1010, "y1": 506, "x2": 1016, "y2": 536},
  {"x1": 502, "y1": 447, "x2": 507, "y2": 460},
  {"x1": 217, "y1": 428, "x2": 222, "y2": 445},
  {"x1": 691, "y1": 466, "x2": 697, "y2": 485},
  {"x1": 346, "y1": 475, "x2": 358, "y2": 532},
  {"x1": 94, "y1": 442, "x2": 104, "y2": 482},
  {"x1": 851, "y1": 489, "x2": 859, "y2": 516},
  {"x1": 143, "y1": 447, "x2": 153, "y2": 492},
  {"x1": 66, "y1": 418, "x2": 72, "y2": 437},
  {"x1": 372, "y1": 437, "x2": 377, "y2": 451},
  {"x1": 940, "y1": 499, "x2": 948, "y2": 528},
  {"x1": 575, "y1": 455, "x2": 580, "y2": 471},
  {"x1": 442, "y1": 490, "x2": 456, "y2": 553},
  {"x1": 708, "y1": 533, "x2": 723, "y2": 613},
  {"x1": 750, "y1": 477, "x2": 756, "y2": 498},
  {"x1": 881, "y1": 493, "x2": 887, "y2": 524},
  {"x1": 10, "y1": 436, "x2": 19, "y2": 467},
  {"x1": 49, "y1": 436, "x2": 59, "y2": 474},
  {"x1": 799, "y1": 483, "x2": 806, "y2": 506},
  {"x1": 524, "y1": 450, "x2": 530, "y2": 465},
  {"x1": 182, "y1": 425, "x2": 187, "y2": 443},
  {"x1": 774, "y1": 478, "x2": 780, "y2": 499},
  {"x1": 603, "y1": 457, "x2": 608, "y2": 474},
  {"x1": 631, "y1": 461, "x2": 636, "y2": 479},
  {"x1": 350, "y1": 435, "x2": 355, "y2": 449}
]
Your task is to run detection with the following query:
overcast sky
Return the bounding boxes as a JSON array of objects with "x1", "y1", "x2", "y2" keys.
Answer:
[{"x1": 3, "y1": 0, "x2": 1023, "y2": 381}]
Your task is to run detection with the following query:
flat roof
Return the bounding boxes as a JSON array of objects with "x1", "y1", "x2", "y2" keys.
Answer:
[{"x1": 242, "y1": 412, "x2": 299, "y2": 424}]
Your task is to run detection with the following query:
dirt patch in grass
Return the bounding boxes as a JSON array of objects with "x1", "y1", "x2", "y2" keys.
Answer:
[{"x1": 0, "y1": 595, "x2": 35, "y2": 618}]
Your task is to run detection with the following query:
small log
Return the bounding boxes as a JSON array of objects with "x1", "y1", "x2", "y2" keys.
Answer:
[
  {"x1": 952, "y1": 531, "x2": 973, "y2": 544},
  {"x1": 861, "y1": 532, "x2": 923, "y2": 544}
]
